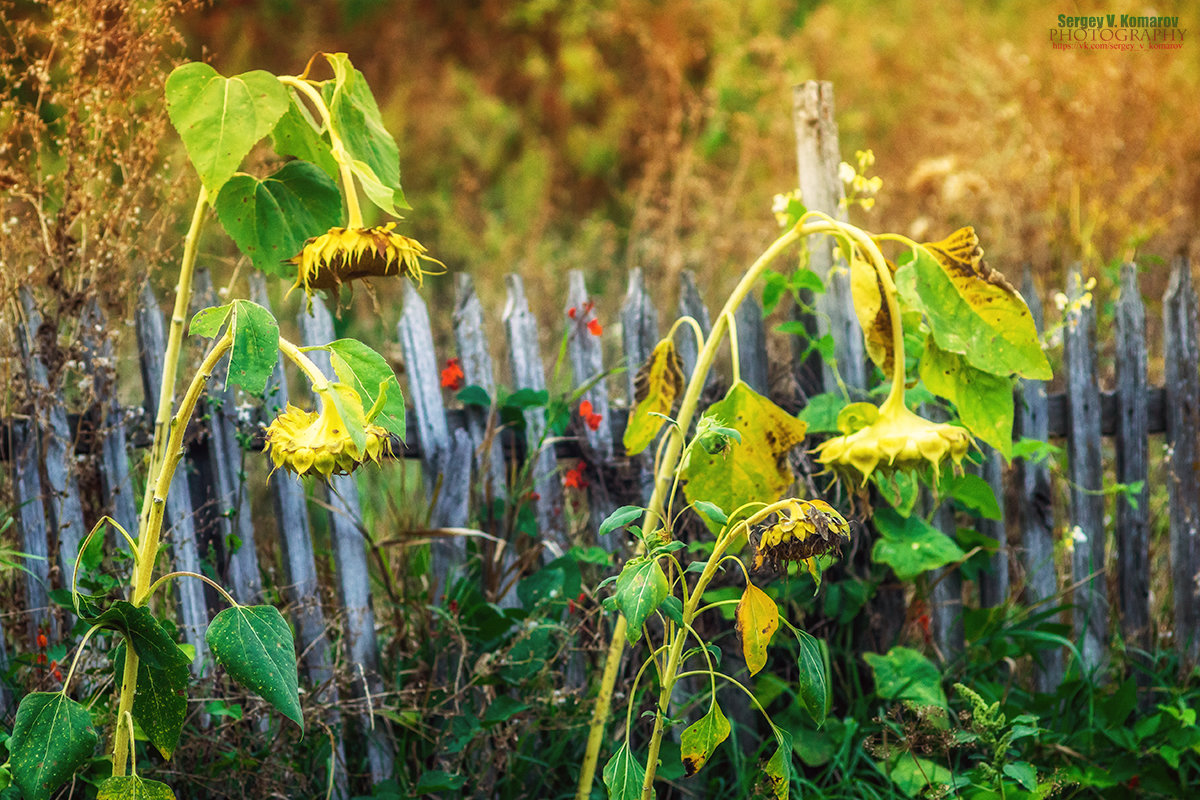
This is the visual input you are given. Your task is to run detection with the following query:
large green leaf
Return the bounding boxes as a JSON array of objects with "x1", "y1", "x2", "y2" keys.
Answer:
[
  {"x1": 871, "y1": 508, "x2": 966, "y2": 581},
  {"x1": 602, "y1": 743, "x2": 645, "y2": 800},
  {"x1": 271, "y1": 92, "x2": 339, "y2": 181},
  {"x1": 324, "y1": 339, "x2": 406, "y2": 440},
  {"x1": 735, "y1": 582, "x2": 779, "y2": 676},
  {"x1": 214, "y1": 162, "x2": 343, "y2": 278},
  {"x1": 188, "y1": 299, "x2": 280, "y2": 396},
  {"x1": 681, "y1": 382, "x2": 808, "y2": 530},
  {"x1": 884, "y1": 753, "x2": 955, "y2": 797},
  {"x1": 614, "y1": 558, "x2": 669, "y2": 643},
  {"x1": 320, "y1": 53, "x2": 408, "y2": 216},
  {"x1": 919, "y1": 336, "x2": 1014, "y2": 458},
  {"x1": 863, "y1": 646, "x2": 948, "y2": 709},
  {"x1": 114, "y1": 643, "x2": 188, "y2": 761},
  {"x1": 894, "y1": 229, "x2": 1051, "y2": 379},
  {"x1": 795, "y1": 630, "x2": 828, "y2": 726},
  {"x1": 9, "y1": 692, "x2": 99, "y2": 800},
  {"x1": 206, "y1": 605, "x2": 302, "y2": 731},
  {"x1": 97, "y1": 776, "x2": 177, "y2": 800},
  {"x1": 165, "y1": 62, "x2": 289, "y2": 196},
  {"x1": 680, "y1": 702, "x2": 730, "y2": 776}
]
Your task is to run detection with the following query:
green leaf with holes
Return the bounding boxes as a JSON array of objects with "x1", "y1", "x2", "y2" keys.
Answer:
[
  {"x1": 97, "y1": 776, "x2": 177, "y2": 800},
  {"x1": 214, "y1": 162, "x2": 342, "y2": 278},
  {"x1": 188, "y1": 300, "x2": 279, "y2": 396},
  {"x1": 165, "y1": 62, "x2": 289, "y2": 196},
  {"x1": 206, "y1": 605, "x2": 302, "y2": 731},
  {"x1": 9, "y1": 692, "x2": 99, "y2": 800}
]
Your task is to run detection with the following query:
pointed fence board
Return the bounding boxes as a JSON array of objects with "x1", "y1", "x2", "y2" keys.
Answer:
[
  {"x1": 792, "y1": 80, "x2": 866, "y2": 393},
  {"x1": 504, "y1": 274, "x2": 565, "y2": 555},
  {"x1": 619, "y1": 268, "x2": 659, "y2": 509},
  {"x1": 733, "y1": 293, "x2": 769, "y2": 394},
  {"x1": 1163, "y1": 258, "x2": 1200, "y2": 664},
  {"x1": 191, "y1": 272, "x2": 261, "y2": 604},
  {"x1": 452, "y1": 274, "x2": 507, "y2": 508},
  {"x1": 1064, "y1": 268, "x2": 1107, "y2": 673},
  {"x1": 1014, "y1": 271, "x2": 1061, "y2": 691},
  {"x1": 399, "y1": 283, "x2": 467, "y2": 595},
  {"x1": 17, "y1": 289, "x2": 87, "y2": 596},
  {"x1": 299, "y1": 299, "x2": 394, "y2": 785},
  {"x1": 82, "y1": 299, "x2": 139, "y2": 547},
  {"x1": 135, "y1": 284, "x2": 210, "y2": 675},
  {"x1": 10, "y1": 418, "x2": 55, "y2": 645},
  {"x1": 1114, "y1": 264, "x2": 1151, "y2": 652},
  {"x1": 676, "y1": 271, "x2": 713, "y2": 384}
]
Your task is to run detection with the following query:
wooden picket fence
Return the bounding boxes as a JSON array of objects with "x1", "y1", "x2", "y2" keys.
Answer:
[{"x1": 3, "y1": 81, "x2": 1200, "y2": 794}]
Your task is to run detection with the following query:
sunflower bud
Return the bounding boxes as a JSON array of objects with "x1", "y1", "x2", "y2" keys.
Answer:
[
  {"x1": 288, "y1": 223, "x2": 445, "y2": 305},
  {"x1": 263, "y1": 386, "x2": 392, "y2": 480},
  {"x1": 693, "y1": 415, "x2": 740, "y2": 456},
  {"x1": 813, "y1": 401, "x2": 971, "y2": 486}
]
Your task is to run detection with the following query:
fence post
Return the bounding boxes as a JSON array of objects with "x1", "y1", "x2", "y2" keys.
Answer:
[
  {"x1": 566, "y1": 270, "x2": 618, "y2": 552},
  {"x1": 1163, "y1": 257, "x2": 1200, "y2": 664},
  {"x1": 1114, "y1": 264, "x2": 1151, "y2": 655},
  {"x1": 620, "y1": 268, "x2": 659, "y2": 509},
  {"x1": 976, "y1": 445, "x2": 1009, "y2": 608},
  {"x1": 503, "y1": 274, "x2": 566, "y2": 556},
  {"x1": 1064, "y1": 267, "x2": 1107, "y2": 673},
  {"x1": 792, "y1": 80, "x2": 865, "y2": 393},
  {"x1": 733, "y1": 293, "x2": 769, "y2": 394},
  {"x1": 9, "y1": 417, "x2": 55, "y2": 645},
  {"x1": 676, "y1": 271, "x2": 713, "y2": 384},
  {"x1": 1014, "y1": 270, "x2": 1062, "y2": 691},
  {"x1": 928, "y1": 405, "x2": 963, "y2": 663},
  {"x1": 299, "y1": 300, "x2": 394, "y2": 785}
]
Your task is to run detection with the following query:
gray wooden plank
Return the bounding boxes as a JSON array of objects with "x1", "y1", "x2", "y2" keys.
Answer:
[
  {"x1": 1063, "y1": 267, "x2": 1108, "y2": 673},
  {"x1": 976, "y1": 445, "x2": 1009, "y2": 608},
  {"x1": 926, "y1": 405, "x2": 962, "y2": 663},
  {"x1": 503, "y1": 274, "x2": 565, "y2": 555},
  {"x1": 676, "y1": 271, "x2": 713, "y2": 384},
  {"x1": 733, "y1": 293, "x2": 768, "y2": 394},
  {"x1": 81, "y1": 299, "x2": 140, "y2": 548},
  {"x1": 399, "y1": 282, "x2": 466, "y2": 595},
  {"x1": 1113, "y1": 263, "x2": 1151, "y2": 653},
  {"x1": 566, "y1": 270, "x2": 618, "y2": 552},
  {"x1": 1163, "y1": 258, "x2": 1200, "y2": 664},
  {"x1": 1014, "y1": 270, "x2": 1061, "y2": 691},
  {"x1": 10, "y1": 418, "x2": 55, "y2": 644},
  {"x1": 191, "y1": 272, "x2": 261, "y2": 604},
  {"x1": 299, "y1": 300, "x2": 393, "y2": 785},
  {"x1": 452, "y1": 274, "x2": 507, "y2": 508},
  {"x1": 620, "y1": 268, "x2": 659, "y2": 510},
  {"x1": 135, "y1": 283, "x2": 209, "y2": 676},
  {"x1": 17, "y1": 290, "x2": 87, "y2": 598},
  {"x1": 792, "y1": 80, "x2": 866, "y2": 392}
]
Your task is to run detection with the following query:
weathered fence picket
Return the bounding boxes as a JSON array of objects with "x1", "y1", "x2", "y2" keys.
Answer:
[
  {"x1": 1164, "y1": 257, "x2": 1200, "y2": 663},
  {"x1": 677, "y1": 271, "x2": 713, "y2": 385},
  {"x1": 10, "y1": 417, "x2": 55, "y2": 645},
  {"x1": 619, "y1": 268, "x2": 659, "y2": 510},
  {"x1": 733, "y1": 293, "x2": 769, "y2": 394},
  {"x1": 976, "y1": 445, "x2": 1008, "y2": 609}
]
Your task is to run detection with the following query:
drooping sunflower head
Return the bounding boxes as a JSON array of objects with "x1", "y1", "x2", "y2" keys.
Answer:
[
  {"x1": 287, "y1": 223, "x2": 445, "y2": 303},
  {"x1": 750, "y1": 498, "x2": 851, "y2": 572},
  {"x1": 263, "y1": 385, "x2": 392, "y2": 479},
  {"x1": 813, "y1": 401, "x2": 972, "y2": 487}
]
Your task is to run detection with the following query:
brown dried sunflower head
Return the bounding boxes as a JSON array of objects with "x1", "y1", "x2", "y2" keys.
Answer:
[
  {"x1": 813, "y1": 402, "x2": 972, "y2": 487},
  {"x1": 263, "y1": 385, "x2": 391, "y2": 480},
  {"x1": 750, "y1": 498, "x2": 851, "y2": 572},
  {"x1": 287, "y1": 223, "x2": 445, "y2": 303}
]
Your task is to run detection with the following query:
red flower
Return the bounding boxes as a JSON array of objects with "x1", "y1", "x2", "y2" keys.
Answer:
[
  {"x1": 37, "y1": 633, "x2": 47, "y2": 649},
  {"x1": 563, "y1": 463, "x2": 588, "y2": 489},
  {"x1": 567, "y1": 306, "x2": 578, "y2": 319},
  {"x1": 587, "y1": 318, "x2": 603, "y2": 337},
  {"x1": 567, "y1": 599, "x2": 576, "y2": 614},
  {"x1": 52, "y1": 666, "x2": 62, "y2": 682},
  {"x1": 440, "y1": 357, "x2": 464, "y2": 390},
  {"x1": 579, "y1": 400, "x2": 603, "y2": 431},
  {"x1": 36, "y1": 653, "x2": 45, "y2": 665}
]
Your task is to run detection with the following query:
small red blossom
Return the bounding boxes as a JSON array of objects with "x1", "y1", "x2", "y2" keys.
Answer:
[
  {"x1": 52, "y1": 667, "x2": 62, "y2": 682},
  {"x1": 1127, "y1": 776, "x2": 1140, "y2": 790},
  {"x1": 587, "y1": 318, "x2": 603, "y2": 337},
  {"x1": 567, "y1": 306, "x2": 578, "y2": 319},
  {"x1": 567, "y1": 599, "x2": 576, "y2": 614},
  {"x1": 36, "y1": 653, "x2": 45, "y2": 665},
  {"x1": 440, "y1": 357, "x2": 464, "y2": 390},
  {"x1": 448, "y1": 599, "x2": 459, "y2": 614},
  {"x1": 577, "y1": 591, "x2": 586, "y2": 604},
  {"x1": 578, "y1": 400, "x2": 603, "y2": 431},
  {"x1": 563, "y1": 463, "x2": 588, "y2": 489},
  {"x1": 37, "y1": 633, "x2": 47, "y2": 649}
]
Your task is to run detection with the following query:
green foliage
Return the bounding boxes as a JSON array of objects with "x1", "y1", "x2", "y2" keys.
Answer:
[
  {"x1": 188, "y1": 299, "x2": 280, "y2": 395},
  {"x1": 680, "y1": 702, "x2": 731, "y2": 776},
  {"x1": 323, "y1": 338, "x2": 408, "y2": 439},
  {"x1": 871, "y1": 508, "x2": 966, "y2": 580},
  {"x1": 206, "y1": 605, "x2": 303, "y2": 731},
  {"x1": 613, "y1": 558, "x2": 668, "y2": 642},
  {"x1": 864, "y1": 646, "x2": 948, "y2": 710},
  {"x1": 97, "y1": 776, "x2": 177, "y2": 800},
  {"x1": 602, "y1": 743, "x2": 645, "y2": 800},
  {"x1": 8, "y1": 693, "x2": 99, "y2": 800}
]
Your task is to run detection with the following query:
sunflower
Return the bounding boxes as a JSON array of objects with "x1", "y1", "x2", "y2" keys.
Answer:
[
  {"x1": 287, "y1": 223, "x2": 444, "y2": 303},
  {"x1": 263, "y1": 385, "x2": 391, "y2": 479},
  {"x1": 750, "y1": 499, "x2": 851, "y2": 572},
  {"x1": 814, "y1": 402, "x2": 972, "y2": 487}
]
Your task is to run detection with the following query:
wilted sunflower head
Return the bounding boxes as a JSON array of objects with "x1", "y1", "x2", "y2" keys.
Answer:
[
  {"x1": 813, "y1": 401, "x2": 972, "y2": 487},
  {"x1": 263, "y1": 386, "x2": 392, "y2": 479},
  {"x1": 287, "y1": 222, "x2": 445, "y2": 302},
  {"x1": 750, "y1": 498, "x2": 851, "y2": 572}
]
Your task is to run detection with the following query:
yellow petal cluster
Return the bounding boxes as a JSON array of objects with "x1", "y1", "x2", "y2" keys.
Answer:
[
  {"x1": 288, "y1": 223, "x2": 445, "y2": 302},
  {"x1": 263, "y1": 391, "x2": 391, "y2": 479},
  {"x1": 814, "y1": 403, "x2": 971, "y2": 487},
  {"x1": 751, "y1": 498, "x2": 851, "y2": 572}
]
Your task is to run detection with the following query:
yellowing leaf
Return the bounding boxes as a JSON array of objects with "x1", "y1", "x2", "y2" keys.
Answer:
[
  {"x1": 849, "y1": 254, "x2": 895, "y2": 373},
  {"x1": 681, "y1": 382, "x2": 808, "y2": 529},
  {"x1": 623, "y1": 338, "x2": 685, "y2": 455},
  {"x1": 897, "y1": 228, "x2": 1051, "y2": 380},
  {"x1": 760, "y1": 729, "x2": 794, "y2": 800},
  {"x1": 736, "y1": 582, "x2": 779, "y2": 675},
  {"x1": 681, "y1": 702, "x2": 731, "y2": 776},
  {"x1": 919, "y1": 336, "x2": 1014, "y2": 458}
]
